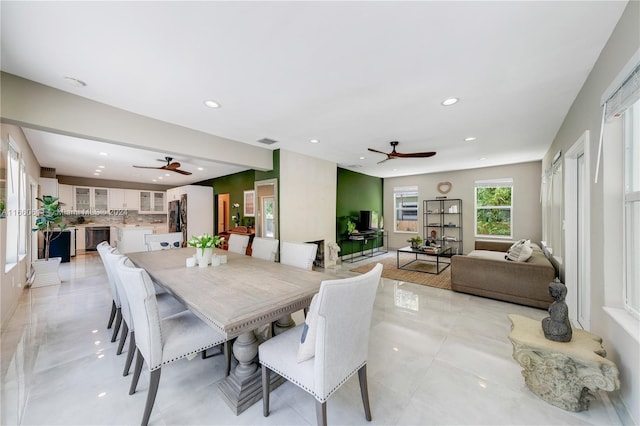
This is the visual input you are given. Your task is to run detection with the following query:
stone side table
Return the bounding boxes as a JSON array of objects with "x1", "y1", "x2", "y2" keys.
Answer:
[{"x1": 508, "y1": 314, "x2": 620, "y2": 412}]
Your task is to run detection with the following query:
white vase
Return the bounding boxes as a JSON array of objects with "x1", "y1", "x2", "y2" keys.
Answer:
[
  {"x1": 197, "y1": 248, "x2": 213, "y2": 267},
  {"x1": 31, "y1": 257, "x2": 62, "y2": 287}
]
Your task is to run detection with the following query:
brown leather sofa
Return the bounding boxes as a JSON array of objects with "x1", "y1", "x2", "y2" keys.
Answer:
[{"x1": 451, "y1": 240, "x2": 556, "y2": 309}]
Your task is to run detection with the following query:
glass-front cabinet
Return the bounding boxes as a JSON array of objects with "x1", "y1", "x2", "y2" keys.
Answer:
[
  {"x1": 139, "y1": 191, "x2": 166, "y2": 214},
  {"x1": 74, "y1": 186, "x2": 109, "y2": 212}
]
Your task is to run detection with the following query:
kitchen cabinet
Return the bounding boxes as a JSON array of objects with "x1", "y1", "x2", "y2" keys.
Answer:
[
  {"x1": 109, "y1": 189, "x2": 141, "y2": 210},
  {"x1": 139, "y1": 191, "x2": 166, "y2": 214},
  {"x1": 76, "y1": 227, "x2": 86, "y2": 252},
  {"x1": 74, "y1": 186, "x2": 109, "y2": 212},
  {"x1": 166, "y1": 185, "x2": 213, "y2": 237},
  {"x1": 58, "y1": 184, "x2": 73, "y2": 209}
]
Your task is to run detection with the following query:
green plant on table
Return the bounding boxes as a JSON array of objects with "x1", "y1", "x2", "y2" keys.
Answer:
[
  {"x1": 188, "y1": 233, "x2": 225, "y2": 255},
  {"x1": 407, "y1": 235, "x2": 423, "y2": 247}
]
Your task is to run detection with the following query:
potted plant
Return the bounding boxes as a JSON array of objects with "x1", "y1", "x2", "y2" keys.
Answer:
[
  {"x1": 407, "y1": 235, "x2": 423, "y2": 249},
  {"x1": 188, "y1": 233, "x2": 225, "y2": 267},
  {"x1": 31, "y1": 196, "x2": 67, "y2": 287},
  {"x1": 232, "y1": 203, "x2": 241, "y2": 227}
]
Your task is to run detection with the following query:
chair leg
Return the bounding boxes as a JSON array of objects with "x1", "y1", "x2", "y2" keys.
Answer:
[
  {"x1": 315, "y1": 400, "x2": 327, "y2": 426},
  {"x1": 123, "y1": 332, "x2": 136, "y2": 376},
  {"x1": 129, "y1": 349, "x2": 144, "y2": 395},
  {"x1": 262, "y1": 365, "x2": 270, "y2": 417},
  {"x1": 107, "y1": 300, "x2": 116, "y2": 329},
  {"x1": 116, "y1": 321, "x2": 129, "y2": 355},
  {"x1": 111, "y1": 308, "x2": 122, "y2": 342},
  {"x1": 358, "y1": 365, "x2": 372, "y2": 421},
  {"x1": 141, "y1": 369, "x2": 161, "y2": 426}
]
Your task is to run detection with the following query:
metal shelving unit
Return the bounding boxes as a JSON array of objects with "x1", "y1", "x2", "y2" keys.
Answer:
[{"x1": 424, "y1": 198, "x2": 462, "y2": 256}]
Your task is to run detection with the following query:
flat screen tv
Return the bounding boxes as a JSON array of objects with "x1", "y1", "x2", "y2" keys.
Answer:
[{"x1": 359, "y1": 210, "x2": 380, "y2": 231}]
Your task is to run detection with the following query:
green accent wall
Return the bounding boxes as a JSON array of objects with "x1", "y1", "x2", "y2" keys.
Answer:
[
  {"x1": 197, "y1": 150, "x2": 280, "y2": 230},
  {"x1": 336, "y1": 168, "x2": 384, "y2": 256}
]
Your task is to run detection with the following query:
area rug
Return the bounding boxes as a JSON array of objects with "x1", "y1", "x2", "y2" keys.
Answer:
[{"x1": 349, "y1": 255, "x2": 451, "y2": 290}]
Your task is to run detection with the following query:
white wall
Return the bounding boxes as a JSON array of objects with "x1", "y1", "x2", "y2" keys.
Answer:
[
  {"x1": 384, "y1": 161, "x2": 542, "y2": 253},
  {"x1": 541, "y1": 1, "x2": 639, "y2": 422},
  {"x1": 1, "y1": 124, "x2": 41, "y2": 327},
  {"x1": 279, "y1": 150, "x2": 337, "y2": 266}
]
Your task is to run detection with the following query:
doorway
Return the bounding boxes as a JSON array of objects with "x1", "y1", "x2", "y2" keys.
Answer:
[
  {"x1": 217, "y1": 193, "x2": 230, "y2": 234},
  {"x1": 564, "y1": 130, "x2": 591, "y2": 330},
  {"x1": 254, "y1": 179, "x2": 278, "y2": 240}
]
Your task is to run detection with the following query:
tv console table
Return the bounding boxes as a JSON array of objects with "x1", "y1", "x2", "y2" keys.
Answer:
[{"x1": 341, "y1": 230, "x2": 388, "y2": 263}]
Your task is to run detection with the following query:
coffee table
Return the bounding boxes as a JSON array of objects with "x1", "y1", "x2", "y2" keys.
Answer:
[{"x1": 397, "y1": 246, "x2": 452, "y2": 274}]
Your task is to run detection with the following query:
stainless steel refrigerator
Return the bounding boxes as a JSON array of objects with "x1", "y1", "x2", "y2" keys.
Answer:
[{"x1": 167, "y1": 194, "x2": 188, "y2": 246}]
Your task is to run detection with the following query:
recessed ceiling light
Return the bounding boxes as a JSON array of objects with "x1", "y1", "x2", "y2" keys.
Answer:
[
  {"x1": 204, "y1": 100, "x2": 220, "y2": 108},
  {"x1": 152, "y1": 179, "x2": 157, "y2": 182},
  {"x1": 63, "y1": 76, "x2": 87, "y2": 87},
  {"x1": 93, "y1": 172, "x2": 99, "y2": 176},
  {"x1": 464, "y1": 137, "x2": 477, "y2": 142},
  {"x1": 359, "y1": 156, "x2": 365, "y2": 160},
  {"x1": 158, "y1": 176, "x2": 163, "y2": 180},
  {"x1": 99, "y1": 152, "x2": 108, "y2": 156},
  {"x1": 95, "y1": 169, "x2": 101, "y2": 172},
  {"x1": 197, "y1": 167, "x2": 204, "y2": 171},
  {"x1": 441, "y1": 97, "x2": 459, "y2": 106},
  {"x1": 165, "y1": 173, "x2": 170, "y2": 177},
  {"x1": 479, "y1": 157, "x2": 487, "y2": 161},
  {"x1": 310, "y1": 139, "x2": 320, "y2": 144},
  {"x1": 98, "y1": 165, "x2": 105, "y2": 168}
]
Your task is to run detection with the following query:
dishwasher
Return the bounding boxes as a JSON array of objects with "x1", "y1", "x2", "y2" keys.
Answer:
[{"x1": 85, "y1": 226, "x2": 111, "y2": 251}]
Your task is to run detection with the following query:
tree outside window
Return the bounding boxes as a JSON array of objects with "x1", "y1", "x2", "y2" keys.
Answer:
[{"x1": 475, "y1": 179, "x2": 513, "y2": 238}]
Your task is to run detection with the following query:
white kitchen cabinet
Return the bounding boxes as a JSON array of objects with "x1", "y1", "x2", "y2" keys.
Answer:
[
  {"x1": 109, "y1": 189, "x2": 141, "y2": 211},
  {"x1": 74, "y1": 186, "x2": 109, "y2": 212},
  {"x1": 124, "y1": 189, "x2": 140, "y2": 210},
  {"x1": 76, "y1": 227, "x2": 86, "y2": 252},
  {"x1": 110, "y1": 226, "x2": 117, "y2": 246},
  {"x1": 139, "y1": 191, "x2": 165, "y2": 214},
  {"x1": 58, "y1": 184, "x2": 73, "y2": 209}
]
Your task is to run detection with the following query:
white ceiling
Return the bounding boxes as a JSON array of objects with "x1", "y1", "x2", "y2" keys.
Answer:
[{"x1": 0, "y1": 1, "x2": 628, "y2": 182}]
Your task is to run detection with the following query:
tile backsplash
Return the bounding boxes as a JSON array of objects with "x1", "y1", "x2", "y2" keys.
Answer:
[{"x1": 62, "y1": 210, "x2": 166, "y2": 226}]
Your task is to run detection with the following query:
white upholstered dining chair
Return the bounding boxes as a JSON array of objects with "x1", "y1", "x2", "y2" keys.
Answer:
[
  {"x1": 259, "y1": 263, "x2": 383, "y2": 426},
  {"x1": 115, "y1": 257, "x2": 228, "y2": 426},
  {"x1": 280, "y1": 241, "x2": 318, "y2": 270},
  {"x1": 144, "y1": 232, "x2": 183, "y2": 251},
  {"x1": 102, "y1": 248, "x2": 186, "y2": 375},
  {"x1": 227, "y1": 233, "x2": 250, "y2": 255},
  {"x1": 250, "y1": 237, "x2": 279, "y2": 262},
  {"x1": 97, "y1": 241, "x2": 124, "y2": 342}
]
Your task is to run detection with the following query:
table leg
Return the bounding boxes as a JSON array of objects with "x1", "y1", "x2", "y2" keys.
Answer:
[
  {"x1": 273, "y1": 314, "x2": 296, "y2": 335},
  {"x1": 218, "y1": 330, "x2": 286, "y2": 415}
]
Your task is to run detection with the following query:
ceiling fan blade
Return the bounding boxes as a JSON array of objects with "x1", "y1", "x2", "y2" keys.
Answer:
[
  {"x1": 164, "y1": 162, "x2": 181, "y2": 170},
  {"x1": 393, "y1": 151, "x2": 437, "y2": 158},
  {"x1": 133, "y1": 165, "x2": 162, "y2": 169},
  {"x1": 376, "y1": 157, "x2": 396, "y2": 164},
  {"x1": 368, "y1": 148, "x2": 389, "y2": 155},
  {"x1": 172, "y1": 169, "x2": 192, "y2": 175}
]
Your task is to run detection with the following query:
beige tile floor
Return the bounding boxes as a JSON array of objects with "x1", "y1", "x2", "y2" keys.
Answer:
[{"x1": 1, "y1": 252, "x2": 622, "y2": 425}]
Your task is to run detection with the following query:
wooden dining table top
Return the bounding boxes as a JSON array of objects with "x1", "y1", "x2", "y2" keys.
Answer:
[{"x1": 127, "y1": 247, "x2": 334, "y2": 338}]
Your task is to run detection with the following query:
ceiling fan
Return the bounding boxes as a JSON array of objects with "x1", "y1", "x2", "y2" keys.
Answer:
[
  {"x1": 133, "y1": 156, "x2": 192, "y2": 175},
  {"x1": 368, "y1": 141, "x2": 436, "y2": 164}
]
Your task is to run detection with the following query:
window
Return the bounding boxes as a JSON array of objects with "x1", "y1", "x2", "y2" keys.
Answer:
[
  {"x1": 5, "y1": 139, "x2": 20, "y2": 267},
  {"x1": 475, "y1": 179, "x2": 513, "y2": 238},
  {"x1": 624, "y1": 99, "x2": 639, "y2": 318},
  {"x1": 394, "y1": 186, "x2": 418, "y2": 232},
  {"x1": 19, "y1": 159, "x2": 27, "y2": 256}
]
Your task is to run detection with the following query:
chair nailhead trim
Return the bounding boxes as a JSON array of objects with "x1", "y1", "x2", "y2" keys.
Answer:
[
  {"x1": 260, "y1": 361, "x2": 366, "y2": 402},
  {"x1": 151, "y1": 338, "x2": 227, "y2": 370}
]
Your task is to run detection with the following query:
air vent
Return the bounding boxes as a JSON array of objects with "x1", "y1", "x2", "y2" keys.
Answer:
[
  {"x1": 257, "y1": 138, "x2": 279, "y2": 145},
  {"x1": 40, "y1": 167, "x2": 56, "y2": 178}
]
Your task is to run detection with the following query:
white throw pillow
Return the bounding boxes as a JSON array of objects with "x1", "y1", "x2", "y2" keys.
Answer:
[
  {"x1": 297, "y1": 294, "x2": 319, "y2": 363},
  {"x1": 505, "y1": 239, "x2": 532, "y2": 262}
]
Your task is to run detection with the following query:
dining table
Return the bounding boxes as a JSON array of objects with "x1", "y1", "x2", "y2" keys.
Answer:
[{"x1": 127, "y1": 246, "x2": 338, "y2": 415}]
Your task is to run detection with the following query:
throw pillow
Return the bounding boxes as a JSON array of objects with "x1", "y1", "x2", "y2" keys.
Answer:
[
  {"x1": 297, "y1": 294, "x2": 319, "y2": 363},
  {"x1": 505, "y1": 239, "x2": 532, "y2": 262}
]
